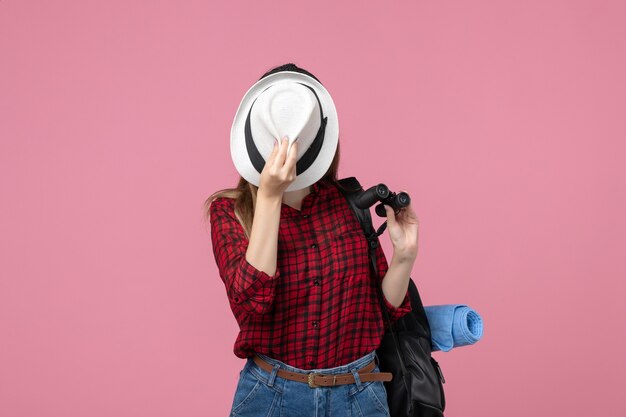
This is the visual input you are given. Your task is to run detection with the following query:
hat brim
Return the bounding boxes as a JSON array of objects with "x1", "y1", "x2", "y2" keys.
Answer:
[{"x1": 230, "y1": 71, "x2": 339, "y2": 192}]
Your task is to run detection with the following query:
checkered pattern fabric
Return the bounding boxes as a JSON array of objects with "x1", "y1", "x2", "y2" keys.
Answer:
[{"x1": 209, "y1": 179, "x2": 411, "y2": 369}]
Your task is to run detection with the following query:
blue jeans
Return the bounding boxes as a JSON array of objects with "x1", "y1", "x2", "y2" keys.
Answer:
[{"x1": 229, "y1": 349, "x2": 390, "y2": 417}]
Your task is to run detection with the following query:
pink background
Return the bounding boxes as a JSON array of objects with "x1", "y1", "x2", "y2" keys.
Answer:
[{"x1": 1, "y1": 1, "x2": 625, "y2": 416}]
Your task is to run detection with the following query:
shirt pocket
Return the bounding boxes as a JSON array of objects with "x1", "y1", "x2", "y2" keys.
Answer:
[{"x1": 330, "y1": 220, "x2": 371, "y2": 279}]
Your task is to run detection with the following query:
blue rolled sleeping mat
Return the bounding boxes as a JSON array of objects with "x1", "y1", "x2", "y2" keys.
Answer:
[{"x1": 424, "y1": 304, "x2": 484, "y2": 352}]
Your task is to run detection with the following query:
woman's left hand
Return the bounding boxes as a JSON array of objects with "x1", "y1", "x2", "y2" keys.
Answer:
[{"x1": 383, "y1": 194, "x2": 419, "y2": 263}]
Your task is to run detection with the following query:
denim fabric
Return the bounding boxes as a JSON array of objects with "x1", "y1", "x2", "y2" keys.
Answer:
[
  {"x1": 229, "y1": 350, "x2": 390, "y2": 417},
  {"x1": 424, "y1": 304, "x2": 484, "y2": 352}
]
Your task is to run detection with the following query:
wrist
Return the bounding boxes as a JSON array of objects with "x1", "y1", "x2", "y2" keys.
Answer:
[
  {"x1": 391, "y1": 248, "x2": 417, "y2": 265},
  {"x1": 257, "y1": 189, "x2": 283, "y2": 204}
]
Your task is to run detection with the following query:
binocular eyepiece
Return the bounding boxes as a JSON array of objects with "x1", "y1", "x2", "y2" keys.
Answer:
[{"x1": 354, "y1": 183, "x2": 411, "y2": 217}]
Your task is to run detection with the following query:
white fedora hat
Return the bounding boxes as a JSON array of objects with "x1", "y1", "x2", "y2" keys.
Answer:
[{"x1": 230, "y1": 69, "x2": 339, "y2": 192}]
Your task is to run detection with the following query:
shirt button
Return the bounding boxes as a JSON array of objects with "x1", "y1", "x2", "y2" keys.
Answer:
[
  {"x1": 310, "y1": 243, "x2": 317, "y2": 248},
  {"x1": 309, "y1": 360, "x2": 315, "y2": 367},
  {"x1": 313, "y1": 279, "x2": 320, "y2": 286},
  {"x1": 303, "y1": 214, "x2": 309, "y2": 218},
  {"x1": 312, "y1": 321, "x2": 319, "y2": 328}
]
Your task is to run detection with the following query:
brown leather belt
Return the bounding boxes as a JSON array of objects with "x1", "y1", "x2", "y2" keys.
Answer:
[{"x1": 253, "y1": 354, "x2": 393, "y2": 388}]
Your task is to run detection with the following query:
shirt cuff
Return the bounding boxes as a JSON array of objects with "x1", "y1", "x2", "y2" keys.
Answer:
[
  {"x1": 382, "y1": 288, "x2": 412, "y2": 325},
  {"x1": 231, "y1": 257, "x2": 281, "y2": 313}
]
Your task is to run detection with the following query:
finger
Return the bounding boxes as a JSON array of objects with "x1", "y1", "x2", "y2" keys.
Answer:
[
  {"x1": 284, "y1": 140, "x2": 298, "y2": 174},
  {"x1": 275, "y1": 136, "x2": 289, "y2": 168},
  {"x1": 398, "y1": 207, "x2": 417, "y2": 224},
  {"x1": 266, "y1": 139, "x2": 279, "y2": 167},
  {"x1": 405, "y1": 204, "x2": 418, "y2": 221},
  {"x1": 384, "y1": 204, "x2": 396, "y2": 226}
]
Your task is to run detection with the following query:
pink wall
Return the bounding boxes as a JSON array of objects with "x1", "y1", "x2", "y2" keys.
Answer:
[{"x1": 1, "y1": 1, "x2": 625, "y2": 416}]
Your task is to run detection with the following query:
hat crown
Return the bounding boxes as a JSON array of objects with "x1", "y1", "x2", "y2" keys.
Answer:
[
  {"x1": 250, "y1": 82, "x2": 321, "y2": 156},
  {"x1": 231, "y1": 70, "x2": 339, "y2": 192}
]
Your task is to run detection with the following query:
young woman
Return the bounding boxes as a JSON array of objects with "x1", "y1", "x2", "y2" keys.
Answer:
[{"x1": 204, "y1": 63, "x2": 419, "y2": 417}]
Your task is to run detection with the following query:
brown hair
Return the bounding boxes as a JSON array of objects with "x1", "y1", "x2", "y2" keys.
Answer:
[{"x1": 202, "y1": 63, "x2": 349, "y2": 239}]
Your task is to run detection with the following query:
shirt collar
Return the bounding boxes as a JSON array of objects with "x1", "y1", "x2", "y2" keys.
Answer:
[
  {"x1": 311, "y1": 181, "x2": 321, "y2": 195},
  {"x1": 311, "y1": 179, "x2": 333, "y2": 196}
]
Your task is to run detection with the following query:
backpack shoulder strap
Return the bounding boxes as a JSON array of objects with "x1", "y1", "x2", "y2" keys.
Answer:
[{"x1": 337, "y1": 177, "x2": 378, "y2": 249}]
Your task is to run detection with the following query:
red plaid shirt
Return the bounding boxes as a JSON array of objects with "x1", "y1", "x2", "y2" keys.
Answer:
[{"x1": 209, "y1": 179, "x2": 412, "y2": 369}]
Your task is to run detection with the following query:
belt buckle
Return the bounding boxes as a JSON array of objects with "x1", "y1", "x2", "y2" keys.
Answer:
[{"x1": 308, "y1": 372, "x2": 322, "y2": 388}]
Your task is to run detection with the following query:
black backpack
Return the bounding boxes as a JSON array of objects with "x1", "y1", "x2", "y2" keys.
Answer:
[{"x1": 337, "y1": 176, "x2": 446, "y2": 417}]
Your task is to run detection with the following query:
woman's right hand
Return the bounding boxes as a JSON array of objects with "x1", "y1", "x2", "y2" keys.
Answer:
[{"x1": 258, "y1": 136, "x2": 298, "y2": 199}]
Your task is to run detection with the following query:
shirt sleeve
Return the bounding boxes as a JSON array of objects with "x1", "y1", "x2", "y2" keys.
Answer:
[
  {"x1": 373, "y1": 238, "x2": 412, "y2": 330},
  {"x1": 209, "y1": 198, "x2": 280, "y2": 317}
]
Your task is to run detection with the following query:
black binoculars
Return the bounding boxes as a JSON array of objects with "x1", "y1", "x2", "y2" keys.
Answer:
[{"x1": 354, "y1": 183, "x2": 411, "y2": 218}]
